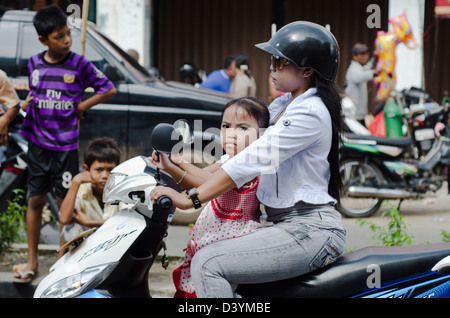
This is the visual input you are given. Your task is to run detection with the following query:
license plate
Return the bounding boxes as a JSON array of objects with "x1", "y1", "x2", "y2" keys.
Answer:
[{"x1": 415, "y1": 128, "x2": 434, "y2": 141}]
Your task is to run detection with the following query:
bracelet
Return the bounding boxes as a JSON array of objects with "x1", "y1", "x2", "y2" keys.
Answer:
[{"x1": 177, "y1": 171, "x2": 187, "y2": 185}]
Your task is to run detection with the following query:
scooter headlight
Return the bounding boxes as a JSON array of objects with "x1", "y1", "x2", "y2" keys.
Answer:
[
  {"x1": 103, "y1": 173, "x2": 127, "y2": 203},
  {"x1": 40, "y1": 263, "x2": 117, "y2": 298}
]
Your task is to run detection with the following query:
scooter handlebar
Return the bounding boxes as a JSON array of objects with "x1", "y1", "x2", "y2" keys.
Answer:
[
  {"x1": 411, "y1": 104, "x2": 450, "y2": 124},
  {"x1": 156, "y1": 196, "x2": 173, "y2": 210}
]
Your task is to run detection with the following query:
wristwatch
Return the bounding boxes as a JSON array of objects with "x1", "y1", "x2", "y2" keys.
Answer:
[{"x1": 187, "y1": 188, "x2": 202, "y2": 209}]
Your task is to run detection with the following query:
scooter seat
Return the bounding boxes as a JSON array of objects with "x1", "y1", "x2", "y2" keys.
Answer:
[
  {"x1": 344, "y1": 133, "x2": 413, "y2": 148},
  {"x1": 236, "y1": 243, "x2": 450, "y2": 298}
]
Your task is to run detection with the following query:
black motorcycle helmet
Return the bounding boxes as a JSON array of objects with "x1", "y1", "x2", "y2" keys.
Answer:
[
  {"x1": 255, "y1": 21, "x2": 340, "y2": 82},
  {"x1": 179, "y1": 63, "x2": 199, "y2": 84}
]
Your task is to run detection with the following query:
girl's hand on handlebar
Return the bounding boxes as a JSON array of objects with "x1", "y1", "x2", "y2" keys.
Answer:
[
  {"x1": 148, "y1": 151, "x2": 173, "y2": 171},
  {"x1": 151, "y1": 186, "x2": 191, "y2": 210}
]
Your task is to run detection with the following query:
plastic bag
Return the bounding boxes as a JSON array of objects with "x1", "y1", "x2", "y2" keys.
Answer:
[{"x1": 368, "y1": 111, "x2": 387, "y2": 137}]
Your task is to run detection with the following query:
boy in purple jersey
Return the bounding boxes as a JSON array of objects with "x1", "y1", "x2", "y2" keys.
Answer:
[{"x1": 13, "y1": 6, "x2": 116, "y2": 283}]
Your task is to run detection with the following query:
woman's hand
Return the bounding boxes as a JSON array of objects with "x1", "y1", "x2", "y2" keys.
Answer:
[{"x1": 151, "y1": 186, "x2": 192, "y2": 210}]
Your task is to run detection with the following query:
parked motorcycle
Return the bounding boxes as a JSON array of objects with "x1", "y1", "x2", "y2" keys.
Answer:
[
  {"x1": 338, "y1": 103, "x2": 450, "y2": 218},
  {"x1": 341, "y1": 95, "x2": 372, "y2": 136},
  {"x1": 395, "y1": 87, "x2": 442, "y2": 159},
  {"x1": 0, "y1": 108, "x2": 59, "y2": 227},
  {"x1": 34, "y1": 122, "x2": 450, "y2": 298},
  {"x1": 343, "y1": 87, "x2": 442, "y2": 161}
]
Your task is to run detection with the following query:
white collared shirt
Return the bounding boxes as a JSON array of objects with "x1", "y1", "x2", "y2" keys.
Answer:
[{"x1": 221, "y1": 88, "x2": 336, "y2": 208}]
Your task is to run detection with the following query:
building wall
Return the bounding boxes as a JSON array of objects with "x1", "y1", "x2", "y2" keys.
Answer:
[
  {"x1": 154, "y1": 0, "x2": 273, "y2": 102},
  {"x1": 154, "y1": 0, "x2": 389, "y2": 108},
  {"x1": 388, "y1": 0, "x2": 425, "y2": 92},
  {"x1": 424, "y1": 0, "x2": 450, "y2": 103}
]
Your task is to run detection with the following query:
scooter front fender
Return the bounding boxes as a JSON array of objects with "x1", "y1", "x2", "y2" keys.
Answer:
[{"x1": 34, "y1": 209, "x2": 146, "y2": 298}]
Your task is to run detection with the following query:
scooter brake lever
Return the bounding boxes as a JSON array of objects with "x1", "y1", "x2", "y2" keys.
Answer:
[{"x1": 128, "y1": 199, "x2": 140, "y2": 212}]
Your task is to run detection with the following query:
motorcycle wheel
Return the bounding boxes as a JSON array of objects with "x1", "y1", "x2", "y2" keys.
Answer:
[{"x1": 337, "y1": 159, "x2": 384, "y2": 218}]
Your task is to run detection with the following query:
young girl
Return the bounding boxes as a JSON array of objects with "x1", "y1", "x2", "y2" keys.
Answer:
[
  {"x1": 151, "y1": 21, "x2": 346, "y2": 298},
  {"x1": 149, "y1": 97, "x2": 270, "y2": 297}
]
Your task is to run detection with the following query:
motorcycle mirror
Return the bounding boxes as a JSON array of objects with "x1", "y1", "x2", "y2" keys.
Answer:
[
  {"x1": 173, "y1": 119, "x2": 194, "y2": 145},
  {"x1": 150, "y1": 123, "x2": 183, "y2": 154}
]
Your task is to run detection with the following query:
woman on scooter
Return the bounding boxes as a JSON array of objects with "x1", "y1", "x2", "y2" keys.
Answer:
[{"x1": 151, "y1": 21, "x2": 346, "y2": 298}]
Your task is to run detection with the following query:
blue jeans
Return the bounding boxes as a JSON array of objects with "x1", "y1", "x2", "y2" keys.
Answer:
[{"x1": 190, "y1": 202, "x2": 346, "y2": 298}]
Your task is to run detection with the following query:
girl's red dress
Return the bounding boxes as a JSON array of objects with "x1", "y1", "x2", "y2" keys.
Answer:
[{"x1": 173, "y1": 176, "x2": 263, "y2": 298}]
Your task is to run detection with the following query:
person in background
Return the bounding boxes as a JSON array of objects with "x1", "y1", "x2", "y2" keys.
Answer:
[
  {"x1": 59, "y1": 137, "x2": 121, "y2": 257},
  {"x1": 199, "y1": 56, "x2": 237, "y2": 93},
  {"x1": 179, "y1": 63, "x2": 206, "y2": 86},
  {"x1": 13, "y1": 6, "x2": 116, "y2": 283},
  {"x1": 230, "y1": 53, "x2": 256, "y2": 98},
  {"x1": 344, "y1": 43, "x2": 382, "y2": 126},
  {"x1": 127, "y1": 48, "x2": 140, "y2": 63},
  {"x1": 0, "y1": 69, "x2": 20, "y2": 145}
]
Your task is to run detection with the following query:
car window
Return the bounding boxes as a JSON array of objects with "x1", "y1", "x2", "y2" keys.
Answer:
[
  {"x1": 18, "y1": 24, "x2": 43, "y2": 77},
  {"x1": 18, "y1": 23, "x2": 109, "y2": 77},
  {"x1": 70, "y1": 27, "x2": 109, "y2": 71},
  {"x1": 91, "y1": 28, "x2": 153, "y2": 82},
  {"x1": 0, "y1": 21, "x2": 19, "y2": 76}
]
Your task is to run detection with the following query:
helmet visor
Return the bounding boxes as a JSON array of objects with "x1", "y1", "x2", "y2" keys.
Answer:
[{"x1": 255, "y1": 42, "x2": 293, "y2": 65}]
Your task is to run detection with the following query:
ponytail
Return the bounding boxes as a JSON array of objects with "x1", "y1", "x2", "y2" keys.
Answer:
[{"x1": 315, "y1": 73, "x2": 343, "y2": 202}]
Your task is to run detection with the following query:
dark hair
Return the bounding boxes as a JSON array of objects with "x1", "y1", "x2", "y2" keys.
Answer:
[
  {"x1": 221, "y1": 97, "x2": 270, "y2": 129},
  {"x1": 351, "y1": 43, "x2": 369, "y2": 56},
  {"x1": 234, "y1": 53, "x2": 252, "y2": 79},
  {"x1": 223, "y1": 56, "x2": 235, "y2": 70},
  {"x1": 315, "y1": 73, "x2": 343, "y2": 202},
  {"x1": 84, "y1": 137, "x2": 121, "y2": 168},
  {"x1": 33, "y1": 6, "x2": 68, "y2": 38}
]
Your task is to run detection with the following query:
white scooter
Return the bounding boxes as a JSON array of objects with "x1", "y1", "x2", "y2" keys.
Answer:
[{"x1": 34, "y1": 123, "x2": 181, "y2": 298}]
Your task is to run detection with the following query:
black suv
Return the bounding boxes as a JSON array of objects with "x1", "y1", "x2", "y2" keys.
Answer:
[
  {"x1": 0, "y1": 10, "x2": 231, "y2": 224},
  {"x1": 0, "y1": 10, "x2": 230, "y2": 162}
]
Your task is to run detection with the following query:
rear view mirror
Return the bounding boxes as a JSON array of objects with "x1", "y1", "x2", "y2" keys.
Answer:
[
  {"x1": 173, "y1": 119, "x2": 194, "y2": 145},
  {"x1": 150, "y1": 123, "x2": 183, "y2": 154}
]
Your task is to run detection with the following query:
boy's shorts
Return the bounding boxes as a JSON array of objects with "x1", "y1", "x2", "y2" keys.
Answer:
[{"x1": 27, "y1": 141, "x2": 79, "y2": 199}]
